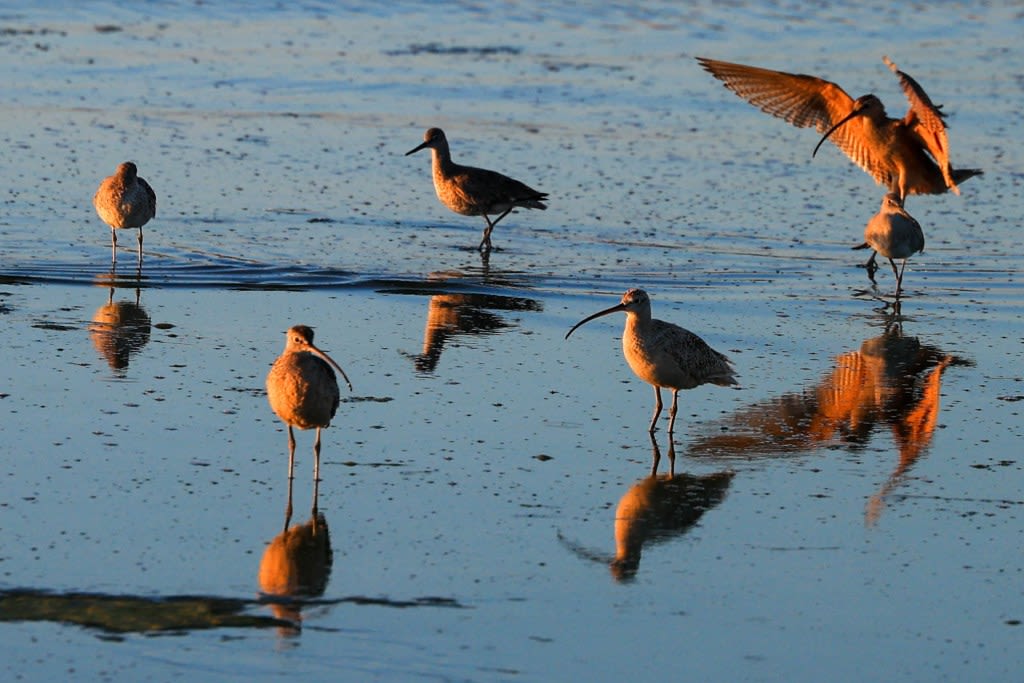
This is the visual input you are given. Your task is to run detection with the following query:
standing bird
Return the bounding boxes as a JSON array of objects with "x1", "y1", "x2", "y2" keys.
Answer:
[
  {"x1": 93, "y1": 162, "x2": 157, "y2": 264},
  {"x1": 565, "y1": 289, "x2": 738, "y2": 435},
  {"x1": 266, "y1": 326, "x2": 352, "y2": 501},
  {"x1": 405, "y1": 127, "x2": 548, "y2": 253},
  {"x1": 854, "y1": 193, "x2": 925, "y2": 295},
  {"x1": 696, "y1": 56, "x2": 982, "y2": 201}
]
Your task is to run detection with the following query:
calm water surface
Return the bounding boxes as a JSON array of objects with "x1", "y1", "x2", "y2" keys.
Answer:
[{"x1": 1, "y1": 1, "x2": 1022, "y2": 681}]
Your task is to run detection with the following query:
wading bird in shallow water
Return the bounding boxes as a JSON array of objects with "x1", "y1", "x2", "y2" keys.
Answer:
[
  {"x1": 93, "y1": 162, "x2": 157, "y2": 264},
  {"x1": 854, "y1": 192, "x2": 925, "y2": 295},
  {"x1": 565, "y1": 289, "x2": 738, "y2": 435},
  {"x1": 266, "y1": 326, "x2": 352, "y2": 520},
  {"x1": 696, "y1": 56, "x2": 982, "y2": 202},
  {"x1": 405, "y1": 127, "x2": 548, "y2": 254}
]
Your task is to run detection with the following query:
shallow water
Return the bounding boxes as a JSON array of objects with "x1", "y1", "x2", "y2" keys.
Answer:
[{"x1": 2, "y1": 1, "x2": 1023, "y2": 681}]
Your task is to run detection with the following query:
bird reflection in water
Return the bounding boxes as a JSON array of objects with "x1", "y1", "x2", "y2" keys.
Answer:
[
  {"x1": 560, "y1": 436, "x2": 734, "y2": 583},
  {"x1": 687, "y1": 311, "x2": 971, "y2": 524},
  {"x1": 257, "y1": 475, "x2": 333, "y2": 635},
  {"x1": 89, "y1": 271, "x2": 151, "y2": 376},
  {"x1": 411, "y1": 291, "x2": 542, "y2": 373}
]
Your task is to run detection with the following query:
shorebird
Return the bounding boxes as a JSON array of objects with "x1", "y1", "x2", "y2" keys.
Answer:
[
  {"x1": 405, "y1": 127, "x2": 548, "y2": 253},
  {"x1": 89, "y1": 286, "x2": 151, "y2": 374},
  {"x1": 697, "y1": 56, "x2": 982, "y2": 201},
  {"x1": 266, "y1": 326, "x2": 352, "y2": 512},
  {"x1": 565, "y1": 289, "x2": 738, "y2": 435},
  {"x1": 93, "y1": 162, "x2": 157, "y2": 264},
  {"x1": 854, "y1": 192, "x2": 925, "y2": 295}
]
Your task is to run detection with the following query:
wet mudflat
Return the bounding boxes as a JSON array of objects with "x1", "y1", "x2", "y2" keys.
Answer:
[{"x1": 1, "y1": 1, "x2": 1023, "y2": 681}]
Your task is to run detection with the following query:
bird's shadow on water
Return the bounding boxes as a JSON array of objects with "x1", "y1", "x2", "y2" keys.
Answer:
[
  {"x1": 0, "y1": 488, "x2": 463, "y2": 640},
  {"x1": 558, "y1": 435, "x2": 736, "y2": 583},
  {"x1": 0, "y1": 586, "x2": 467, "y2": 640},
  {"x1": 86, "y1": 267, "x2": 154, "y2": 377},
  {"x1": 684, "y1": 306, "x2": 973, "y2": 525}
]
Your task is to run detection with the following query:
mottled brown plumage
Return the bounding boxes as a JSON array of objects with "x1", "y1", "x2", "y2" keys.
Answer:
[
  {"x1": 565, "y1": 289, "x2": 738, "y2": 434},
  {"x1": 405, "y1": 127, "x2": 548, "y2": 253},
  {"x1": 266, "y1": 326, "x2": 352, "y2": 504},
  {"x1": 93, "y1": 162, "x2": 157, "y2": 263},
  {"x1": 697, "y1": 56, "x2": 982, "y2": 201}
]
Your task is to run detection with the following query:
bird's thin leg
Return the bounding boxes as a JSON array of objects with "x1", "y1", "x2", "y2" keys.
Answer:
[
  {"x1": 283, "y1": 470, "x2": 294, "y2": 533},
  {"x1": 313, "y1": 427, "x2": 322, "y2": 483},
  {"x1": 895, "y1": 258, "x2": 911, "y2": 297},
  {"x1": 667, "y1": 389, "x2": 680, "y2": 435},
  {"x1": 311, "y1": 470, "x2": 321, "y2": 520},
  {"x1": 648, "y1": 432, "x2": 661, "y2": 476},
  {"x1": 111, "y1": 228, "x2": 118, "y2": 263},
  {"x1": 286, "y1": 425, "x2": 297, "y2": 480},
  {"x1": 285, "y1": 425, "x2": 296, "y2": 528},
  {"x1": 479, "y1": 217, "x2": 494, "y2": 253},
  {"x1": 648, "y1": 387, "x2": 663, "y2": 433},
  {"x1": 864, "y1": 251, "x2": 879, "y2": 283},
  {"x1": 478, "y1": 208, "x2": 515, "y2": 252},
  {"x1": 890, "y1": 258, "x2": 902, "y2": 296},
  {"x1": 137, "y1": 227, "x2": 144, "y2": 264}
]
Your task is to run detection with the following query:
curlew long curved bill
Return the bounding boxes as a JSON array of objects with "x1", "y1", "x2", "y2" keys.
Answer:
[
  {"x1": 812, "y1": 105, "x2": 866, "y2": 158},
  {"x1": 308, "y1": 344, "x2": 353, "y2": 390},
  {"x1": 565, "y1": 303, "x2": 626, "y2": 340}
]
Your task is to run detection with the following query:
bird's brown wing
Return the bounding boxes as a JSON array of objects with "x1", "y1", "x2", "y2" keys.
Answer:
[
  {"x1": 697, "y1": 57, "x2": 856, "y2": 134},
  {"x1": 698, "y1": 57, "x2": 898, "y2": 187},
  {"x1": 139, "y1": 177, "x2": 157, "y2": 218},
  {"x1": 883, "y1": 56, "x2": 958, "y2": 193}
]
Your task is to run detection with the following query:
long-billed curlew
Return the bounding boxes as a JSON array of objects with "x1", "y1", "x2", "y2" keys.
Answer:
[
  {"x1": 405, "y1": 127, "x2": 548, "y2": 253},
  {"x1": 93, "y1": 162, "x2": 157, "y2": 264},
  {"x1": 565, "y1": 289, "x2": 738, "y2": 435},
  {"x1": 854, "y1": 192, "x2": 925, "y2": 295},
  {"x1": 266, "y1": 326, "x2": 352, "y2": 520},
  {"x1": 697, "y1": 56, "x2": 982, "y2": 202}
]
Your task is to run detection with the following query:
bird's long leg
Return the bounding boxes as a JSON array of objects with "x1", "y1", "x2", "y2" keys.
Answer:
[
  {"x1": 137, "y1": 227, "x2": 144, "y2": 264},
  {"x1": 648, "y1": 387, "x2": 663, "y2": 433},
  {"x1": 478, "y1": 207, "x2": 515, "y2": 253},
  {"x1": 648, "y1": 432, "x2": 661, "y2": 476},
  {"x1": 313, "y1": 427, "x2": 322, "y2": 483},
  {"x1": 283, "y1": 470, "x2": 294, "y2": 532},
  {"x1": 667, "y1": 389, "x2": 680, "y2": 435},
  {"x1": 111, "y1": 228, "x2": 118, "y2": 263},
  {"x1": 479, "y1": 217, "x2": 494, "y2": 253},
  {"x1": 311, "y1": 466, "x2": 321, "y2": 520},
  {"x1": 864, "y1": 251, "x2": 879, "y2": 283},
  {"x1": 285, "y1": 424, "x2": 296, "y2": 527},
  {"x1": 892, "y1": 258, "x2": 906, "y2": 296},
  {"x1": 287, "y1": 425, "x2": 297, "y2": 479}
]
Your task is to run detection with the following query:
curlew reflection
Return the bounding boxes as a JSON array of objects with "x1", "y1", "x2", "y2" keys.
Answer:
[
  {"x1": 561, "y1": 436, "x2": 734, "y2": 583},
  {"x1": 257, "y1": 474, "x2": 333, "y2": 634},
  {"x1": 89, "y1": 272, "x2": 151, "y2": 375},
  {"x1": 412, "y1": 291, "x2": 542, "y2": 373},
  {"x1": 687, "y1": 313, "x2": 971, "y2": 524}
]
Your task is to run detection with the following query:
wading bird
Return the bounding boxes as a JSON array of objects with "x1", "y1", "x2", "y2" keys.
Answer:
[
  {"x1": 93, "y1": 162, "x2": 157, "y2": 264},
  {"x1": 855, "y1": 192, "x2": 925, "y2": 295},
  {"x1": 405, "y1": 127, "x2": 548, "y2": 253},
  {"x1": 696, "y1": 56, "x2": 982, "y2": 201},
  {"x1": 266, "y1": 326, "x2": 352, "y2": 518},
  {"x1": 565, "y1": 289, "x2": 738, "y2": 435}
]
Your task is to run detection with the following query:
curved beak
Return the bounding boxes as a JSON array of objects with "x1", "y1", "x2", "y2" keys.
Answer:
[
  {"x1": 309, "y1": 344, "x2": 353, "y2": 391},
  {"x1": 405, "y1": 140, "x2": 431, "y2": 156},
  {"x1": 564, "y1": 303, "x2": 625, "y2": 340},
  {"x1": 812, "y1": 105, "x2": 865, "y2": 158}
]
